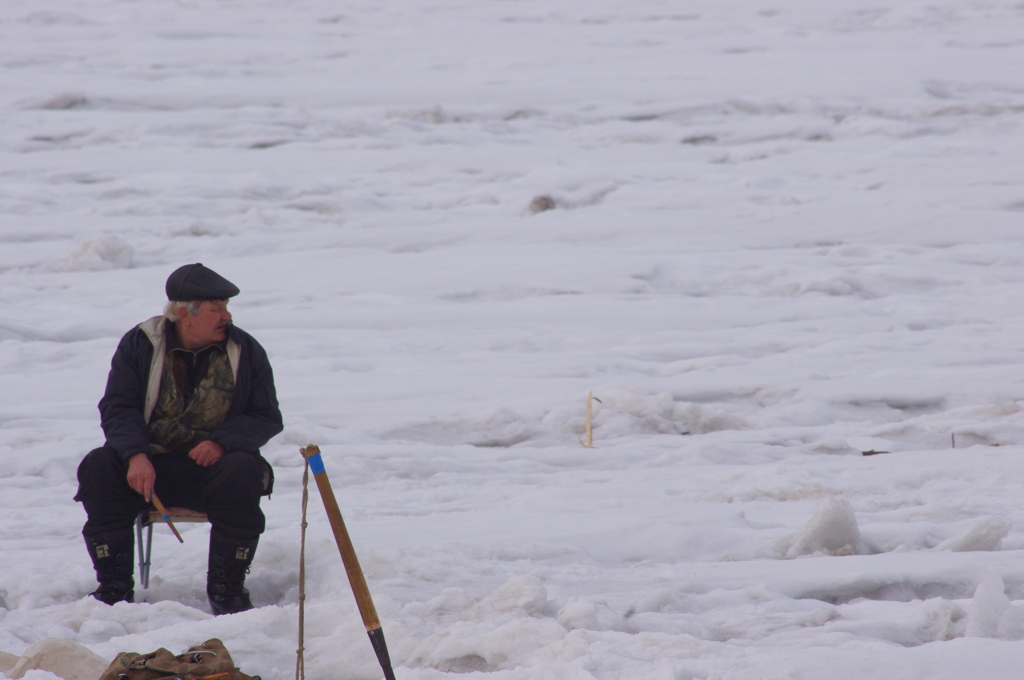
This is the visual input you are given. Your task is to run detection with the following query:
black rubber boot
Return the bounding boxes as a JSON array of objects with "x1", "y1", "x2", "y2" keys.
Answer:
[
  {"x1": 207, "y1": 529, "x2": 259, "y2": 615},
  {"x1": 85, "y1": 528, "x2": 135, "y2": 605}
]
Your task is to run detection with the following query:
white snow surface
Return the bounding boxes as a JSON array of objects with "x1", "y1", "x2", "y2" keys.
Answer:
[{"x1": 3, "y1": 0, "x2": 1024, "y2": 678}]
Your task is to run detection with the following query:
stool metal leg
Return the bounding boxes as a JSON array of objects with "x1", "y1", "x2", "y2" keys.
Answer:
[
  {"x1": 135, "y1": 515, "x2": 146, "y2": 588},
  {"x1": 136, "y1": 515, "x2": 154, "y2": 590},
  {"x1": 142, "y1": 523, "x2": 153, "y2": 589}
]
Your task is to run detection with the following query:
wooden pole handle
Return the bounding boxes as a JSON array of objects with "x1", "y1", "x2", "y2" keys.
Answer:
[
  {"x1": 300, "y1": 445, "x2": 380, "y2": 630},
  {"x1": 300, "y1": 446, "x2": 396, "y2": 680},
  {"x1": 150, "y1": 492, "x2": 184, "y2": 543}
]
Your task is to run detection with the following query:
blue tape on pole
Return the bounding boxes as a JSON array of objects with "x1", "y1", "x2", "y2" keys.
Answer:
[
  {"x1": 307, "y1": 452, "x2": 326, "y2": 474},
  {"x1": 161, "y1": 515, "x2": 170, "y2": 522}
]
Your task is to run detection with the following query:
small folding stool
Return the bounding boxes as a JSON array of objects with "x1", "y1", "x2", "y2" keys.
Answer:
[{"x1": 135, "y1": 507, "x2": 209, "y2": 589}]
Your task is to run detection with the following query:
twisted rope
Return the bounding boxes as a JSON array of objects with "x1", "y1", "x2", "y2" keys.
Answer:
[{"x1": 295, "y1": 461, "x2": 309, "y2": 680}]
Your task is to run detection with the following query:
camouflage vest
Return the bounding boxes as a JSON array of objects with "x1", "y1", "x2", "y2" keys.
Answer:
[{"x1": 148, "y1": 345, "x2": 235, "y2": 454}]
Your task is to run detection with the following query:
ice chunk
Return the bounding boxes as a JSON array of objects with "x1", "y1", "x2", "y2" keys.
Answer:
[
  {"x1": 557, "y1": 596, "x2": 600, "y2": 631},
  {"x1": 48, "y1": 235, "x2": 133, "y2": 272},
  {"x1": 0, "y1": 651, "x2": 18, "y2": 674},
  {"x1": 556, "y1": 596, "x2": 634, "y2": 632},
  {"x1": 786, "y1": 497, "x2": 861, "y2": 558},
  {"x1": 479, "y1": 574, "x2": 549, "y2": 615},
  {"x1": 965, "y1": 570, "x2": 1024, "y2": 640},
  {"x1": 406, "y1": 618, "x2": 566, "y2": 672},
  {"x1": 935, "y1": 517, "x2": 1011, "y2": 552},
  {"x1": 3, "y1": 638, "x2": 108, "y2": 680}
]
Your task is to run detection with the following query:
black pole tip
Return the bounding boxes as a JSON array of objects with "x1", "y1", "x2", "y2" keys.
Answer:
[{"x1": 367, "y1": 628, "x2": 396, "y2": 680}]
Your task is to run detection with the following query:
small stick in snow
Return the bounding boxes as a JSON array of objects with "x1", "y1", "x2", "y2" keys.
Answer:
[{"x1": 579, "y1": 391, "x2": 601, "y2": 448}]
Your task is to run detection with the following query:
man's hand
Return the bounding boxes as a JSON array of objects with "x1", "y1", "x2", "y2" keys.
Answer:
[
  {"x1": 127, "y1": 453, "x2": 156, "y2": 501},
  {"x1": 189, "y1": 440, "x2": 226, "y2": 467}
]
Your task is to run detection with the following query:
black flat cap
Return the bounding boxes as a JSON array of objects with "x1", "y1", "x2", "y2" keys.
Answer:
[{"x1": 165, "y1": 263, "x2": 240, "y2": 301}]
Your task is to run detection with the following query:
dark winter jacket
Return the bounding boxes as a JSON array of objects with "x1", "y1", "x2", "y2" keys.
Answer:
[{"x1": 98, "y1": 316, "x2": 283, "y2": 486}]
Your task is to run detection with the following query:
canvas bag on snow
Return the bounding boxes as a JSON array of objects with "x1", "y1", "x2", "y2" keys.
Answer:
[{"x1": 99, "y1": 638, "x2": 259, "y2": 680}]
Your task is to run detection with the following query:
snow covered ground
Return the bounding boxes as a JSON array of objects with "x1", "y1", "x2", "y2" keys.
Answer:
[{"x1": 3, "y1": 0, "x2": 1024, "y2": 678}]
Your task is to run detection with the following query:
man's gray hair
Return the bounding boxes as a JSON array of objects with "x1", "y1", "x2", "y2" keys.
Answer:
[{"x1": 164, "y1": 300, "x2": 204, "y2": 322}]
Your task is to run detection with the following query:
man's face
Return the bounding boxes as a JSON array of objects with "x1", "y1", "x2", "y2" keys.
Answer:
[{"x1": 179, "y1": 300, "x2": 232, "y2": 349}]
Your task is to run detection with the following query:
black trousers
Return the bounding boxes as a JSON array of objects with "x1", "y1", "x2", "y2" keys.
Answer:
[{"x1": 76, "y1": 447, "x2": 266, "y2": 540}]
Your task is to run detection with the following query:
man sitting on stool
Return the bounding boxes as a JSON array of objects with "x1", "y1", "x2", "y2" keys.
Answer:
[{"x1": 75, "y1": 263, "x2": 283, "y2": 614}]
